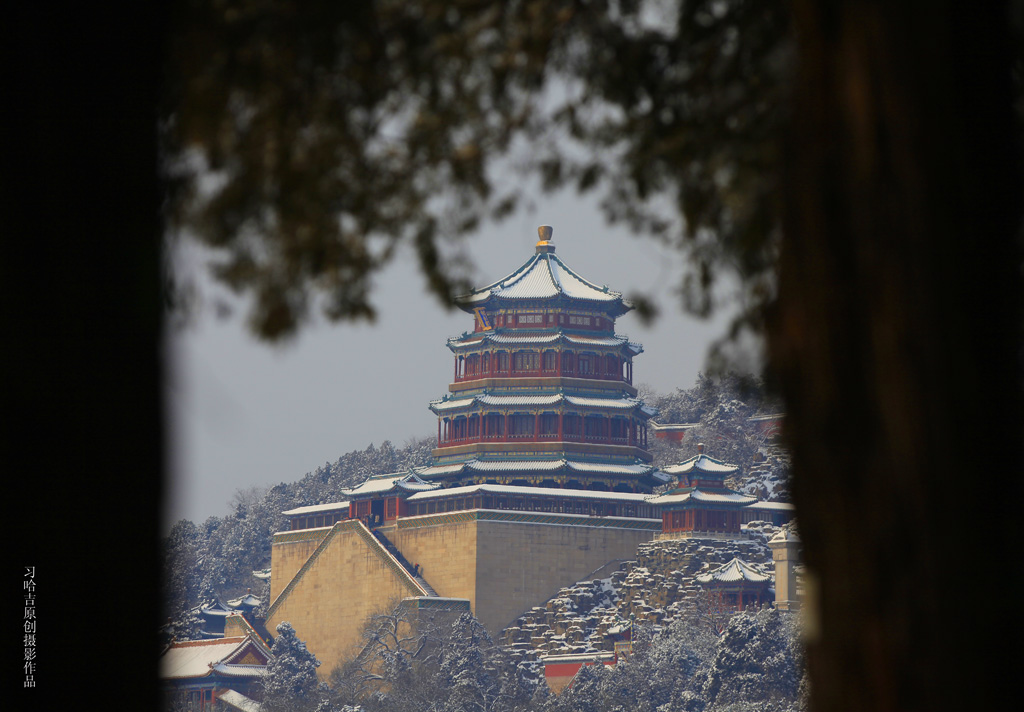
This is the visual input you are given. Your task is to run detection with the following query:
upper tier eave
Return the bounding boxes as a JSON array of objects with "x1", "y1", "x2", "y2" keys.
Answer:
[
  {"x1": 447, "y1": 331, "x2": 643, "y2": 355},
  {"x1": 454, "y1": 252, "x2": 632, "y2": 317}
]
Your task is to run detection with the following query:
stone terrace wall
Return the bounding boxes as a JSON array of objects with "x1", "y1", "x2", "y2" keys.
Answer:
[{"x1": 501, "y1": 521, "x2": 787, "y2": 658}]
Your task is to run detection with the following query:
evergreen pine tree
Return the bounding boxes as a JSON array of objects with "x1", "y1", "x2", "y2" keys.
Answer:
[{"x1": 261, "y1": 621, "x2": 327, "y2": 712}]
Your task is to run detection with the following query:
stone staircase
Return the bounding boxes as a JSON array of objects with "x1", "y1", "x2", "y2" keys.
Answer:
[{"x1": 371, "y1": 528, "x2": 439, "y2": 597}]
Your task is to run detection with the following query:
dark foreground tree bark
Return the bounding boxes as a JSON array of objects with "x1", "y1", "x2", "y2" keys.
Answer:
[{"x1": 773, "y1": 3, "x2": 1023, "y2": 711}]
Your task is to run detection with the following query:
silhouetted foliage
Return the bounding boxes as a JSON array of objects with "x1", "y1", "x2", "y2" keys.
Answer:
[
  {"x1": 164, "y1": 0, "x2": 792, "y2": 340},
  {"x1": 160, "y1": 4, "x2": 1024, "y2": 712}
]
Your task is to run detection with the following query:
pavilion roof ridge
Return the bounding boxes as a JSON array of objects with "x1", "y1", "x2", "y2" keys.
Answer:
[
  {"x1": 454, "y1": 246, "x2": 629, "y2": 314},
  {"x1": 695, "y1": 557, "x2": 771, "y2": 584},
  {"x1": 662, "y1": 452, "x2": 740, "y2": 476}
]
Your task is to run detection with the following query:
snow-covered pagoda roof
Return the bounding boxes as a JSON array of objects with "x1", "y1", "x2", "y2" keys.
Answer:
[
  {"x1": 200, "y1": 600, "x2": 234, "y2": 618},
  {"x1": 648, "y1": 420, "x2": 699, "y2": 433},
  {"x1": 405, "y1": 482, "x2": 656, "y2": 504},
  {"x1": 217, "y1": 689, "x2": 263, "y2": 712},
  {"x1": 747, "y1": 501, "x2": 796, "y2": 512},
  {"x1": 160, "y1": 635, "x2": 270, "y2": 681},
  {"x1": 281, "y1": 500, "x2": 351, "y2": 516},
  {"x1": 446, "y1": 331, "x2": 643, "y2": 354},
  {"x1": 648, "y1": 489, "x2": 758, "y2": 506},
  {"x1": 455, "y1": 228, "x2": 631, "y2": 316},
  {"x1": 342, "y1": 472, "x2": 439, "y2": 498},
  {"x1": 429, "y1": 392, "x2": 656, "y2": 417},
  {"x1": 769, "y1": 528, "x2": 801, "y2": 544},
  {"x1": 226, "y1": 593, "x2": 261, "y2": 609},
  {"x1": 662, "y1": 453, "x2": 740, "y2": 477},
  {"x1": 695, "y1": 558, "x2": 771, "y2": 585},
  {"x1": 414, "y1": 458, "x2": 658, "y2": 479}
]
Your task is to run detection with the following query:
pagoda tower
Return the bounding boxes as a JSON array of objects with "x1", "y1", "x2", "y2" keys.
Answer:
[
  {"x1": 649, "y1": 444, "x2": 758, "y2": 538},
  {"x1": 418, "y1": 226, "x2": 664, "y2": 493}
]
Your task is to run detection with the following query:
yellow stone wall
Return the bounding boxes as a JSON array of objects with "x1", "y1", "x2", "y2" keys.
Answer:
[
  {"x1": 390, "y1": 514, "x2": 656, "y2": 635},
  {"x1": 269, "y1": 528, "x2": 330, "y2": 603},
  {"x1": 387, "y1": 520, "x2": 478, "y2": 603},
  {"x1": 267, "y1": 524, "x2": 423, "y2": 678},
  {"x1": 268, "y1": 515, "x2": 658, "y2": 676},
  {"x1": 472, "y1": 520, "x2": 655, "y2": 634}
]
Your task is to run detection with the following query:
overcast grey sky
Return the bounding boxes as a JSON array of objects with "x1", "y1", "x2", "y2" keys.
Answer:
[{"x1": 164, "y1": 190, "x2": 738, "y2": 528}]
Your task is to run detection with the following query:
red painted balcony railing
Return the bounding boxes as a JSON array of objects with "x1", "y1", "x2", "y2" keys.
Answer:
[{"x1": 454, "y1": 369, "x2": 630, "y2": 384}]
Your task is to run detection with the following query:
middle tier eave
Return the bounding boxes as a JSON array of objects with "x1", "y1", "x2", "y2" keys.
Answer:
[
  {"x1": 447, "y1": 376, "x2": 639, "y2": 397},
  {"x1": 431, "y1": 440, "x2": 654, "y2": 464},
  {"x1": 430, "y1": 389, "x2": 655, "y2": 416}
]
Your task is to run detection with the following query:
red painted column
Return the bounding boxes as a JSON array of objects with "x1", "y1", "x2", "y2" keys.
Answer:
[{"x1": 437, "y1": 419, "x2": 441, "y2": 446}]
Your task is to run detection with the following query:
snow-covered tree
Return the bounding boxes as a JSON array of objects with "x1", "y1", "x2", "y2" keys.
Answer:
[
  {"x1": 425, "y1": 613, "x2": 494, "y2": 712},
  {"x1": 700, "y1": 608, "x2": 805, "y2": 712},
  {"x1": 548, "y1": 661, "x2": 609, "y2": 712},
  {"x1": 261, "y1": 621, "x2": 328, "y2": 712}
]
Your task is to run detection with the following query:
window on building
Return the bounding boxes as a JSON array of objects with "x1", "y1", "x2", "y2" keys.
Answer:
[
  {"x1": 543, "y1": 350, "x2": 556, "y2": 371},
  {"x1": 578, "y1": 355, "x2": 593, "y2": 374},
  {"x1": 514, "y1": 351, "x2": 539, "y2": 371},
  {"x1": 561, "y1": 352, "x2": 573, "y2": 374},
  {"x1": 510, "y1": 414, "x2": 534, "y2": 436},
  {"x1": 606, "y1": 354, "x2": 618, "y2": 374},
  {"x1": 540, "y1": 413, "x2": 558, "y2": 436},
  {"x1": 585, "y1": 416, "x2": 605, "y2": 439}
]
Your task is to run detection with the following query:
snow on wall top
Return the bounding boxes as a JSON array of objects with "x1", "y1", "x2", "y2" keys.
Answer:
[
  {"x1": 405, "y1": 482, "x2": 656, "y2": 503},
  {"x1": 281, "y1": 501, "x2": 352, "y2": 516}
]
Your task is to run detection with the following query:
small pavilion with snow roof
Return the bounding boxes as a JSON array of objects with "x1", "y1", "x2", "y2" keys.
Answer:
[
  {"x1": 160, "y1": 630, "x2": 270, "y2": 711},
  {"x1": 695, "y1": 557, "x2": 773, "y2": 610},
  {"x1": 650, "y1": 445, "x2": 758, "y2": 538}
]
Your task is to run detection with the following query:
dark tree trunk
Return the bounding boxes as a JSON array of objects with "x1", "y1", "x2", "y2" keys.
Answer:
[{"x1": 774, "y1": 2, "x2": 1023, "y2": 711}]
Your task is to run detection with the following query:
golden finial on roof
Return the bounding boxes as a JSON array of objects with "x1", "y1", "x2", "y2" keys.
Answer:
[{"x1": 536, "y1": 225, "x2": 555, "y2": 253}]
